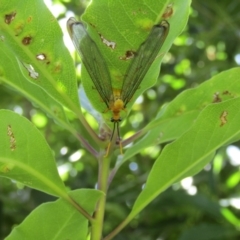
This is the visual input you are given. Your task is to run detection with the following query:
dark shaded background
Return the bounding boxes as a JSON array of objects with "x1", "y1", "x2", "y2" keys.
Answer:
[{"x1": 1, "y1": 0, "x2": 240, "y2": 239}]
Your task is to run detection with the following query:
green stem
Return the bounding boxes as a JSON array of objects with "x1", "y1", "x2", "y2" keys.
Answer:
[{"x1": 91, "y1": 154, "x2": 111, "y2": 240}]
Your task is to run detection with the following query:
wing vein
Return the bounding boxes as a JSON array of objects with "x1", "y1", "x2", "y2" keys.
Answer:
[{"x1": 121, "y1": 21, "x2": 170, "y2": 106}]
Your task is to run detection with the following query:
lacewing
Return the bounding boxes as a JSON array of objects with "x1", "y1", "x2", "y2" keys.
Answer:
[{"x1": 67, "y1": 17, "x2": 169, "y2": 156}]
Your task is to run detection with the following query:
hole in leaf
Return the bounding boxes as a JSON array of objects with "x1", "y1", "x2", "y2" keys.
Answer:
[
  {"x1": 36, "y1": 53, "x2": 46, "y2": 61},
  {"x1": 99, "y1": 33, "x2": 116, "y2": 49},
  {"x1": 22, "y1": 62, "x2": 39, "y2": 79}
]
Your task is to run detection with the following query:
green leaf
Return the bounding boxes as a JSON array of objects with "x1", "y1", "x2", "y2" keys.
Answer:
[
  {"x1": 80, "y1": 0, "x2": 190, "y2": 122},
  {"x1": 0, "y1": 110, "x2": 66, "y2": 197},
  {"x1": 0, "y1": 41, "x2": 70, "y2": 127},
  {"x1": 5, "y1": 189, "x2": 103, "y2": 240},
  {"x1": 123, "y1": 110, "x2": 198, "y2": 161},
  {"x1": 130, "y1": 94, "x2": 240, "y2": 218},
  {"x1": 0, "y1": 0, "x2": 79, "y2": 110},
  {"x1": 122, "y1": 67, "x2": 240, "y2": 161}
]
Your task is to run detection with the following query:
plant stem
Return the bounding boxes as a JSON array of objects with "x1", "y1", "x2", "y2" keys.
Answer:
[{"x1": 91, "y1": 154, "x2": 111, "y2": 240}]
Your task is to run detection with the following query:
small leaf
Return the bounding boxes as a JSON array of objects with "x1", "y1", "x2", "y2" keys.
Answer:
[
  {"x1": 0, "y1": 110, "x2": 66, "y2": 197},
  {"x1": 5, "y1": 189, "x2": 103, "y2": 240}
]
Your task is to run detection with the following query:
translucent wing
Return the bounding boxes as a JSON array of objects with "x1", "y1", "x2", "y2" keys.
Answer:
[
  {"x1": 67, "y1": 18, "x2": 113, "y2": 107},
  {"x1": 121, "y1": 20, "x2": 169, "y2": 106}
]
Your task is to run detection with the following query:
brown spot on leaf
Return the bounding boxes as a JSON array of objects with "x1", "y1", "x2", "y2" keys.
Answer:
[
  {"x1": 3, "y1": 166, "x2": 10, "y2": 173},
  {"x1": 138, "y1": 8, "x2": 146, "y2": 14},
  {"x1": 22, "y1": 36, "x2": 32, "y2": 45},
  {"x1": 14, "y1": 22, "x2": 25, "y2": 36},
  {"x1": 0, "y1": 163, "x2": 15, "y2": 173},
  {"x1": 89, "y1": 22, "x2": 96, "y2": 28},
  {"x1": 27, "y1": 16, "x2": 32, "y2": 23},
  {"x1": 213, "y1": 92, "x2": 222, "y2": 103},
  {"x1": 222, "y1": 90, "x2": 231, "y2": 95},
  {"x1": 132, "y1": 8, "x2": 147, "y2": 16},
  {"x1": 119, "y1": 50, "x2": 136, "y2": 60},
  {"x1": 53, "y1": 62, "x2": 62, "y2": 73},
  {"x1": 220, "y1": 111, "x2": 228, "y2": 127},
  {"x1": 132, "y1": 11, "x2": 137, "y2": 16},
  {"x1": 162, "y1": 4, "x2": 174, "y2": 19},
  {"x1": 7, "y1": 125, "x2": 16, "y2": 151},
  {"x1": 5, "y1": 11, "x2": 17, "y2": 24}
]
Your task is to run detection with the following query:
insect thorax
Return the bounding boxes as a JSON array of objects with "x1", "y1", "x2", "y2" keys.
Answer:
[{"x1": 109, "y1": 89, "x2": 125, "y2": 122}]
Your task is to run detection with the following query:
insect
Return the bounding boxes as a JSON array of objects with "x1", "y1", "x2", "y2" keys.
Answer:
[{"x1": 67, "y1": 17, "x2": 169, "y2": 156}]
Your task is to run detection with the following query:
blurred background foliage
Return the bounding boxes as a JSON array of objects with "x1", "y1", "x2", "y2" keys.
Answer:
[{"x1": 1, "y1": 0, "x2": 240, "y2": 239}]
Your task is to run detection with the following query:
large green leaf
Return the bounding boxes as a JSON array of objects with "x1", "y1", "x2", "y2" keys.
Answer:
[
  {"x1": 0, "y1": 0, "x2": 79, "y2": 110},
  {"x1": 0, "y1": 42, "x2": 70, "y2": 127},
  {"x1": 130, "y1": 94, "x2": 240, "y2": 218},
  {"x1": 5, "y1": 189, "x2": 103, "y2": 240},
  {"x1": 80, "y1": 0, "x2": 190, "y2": 122},
  {"x1": 122, "y1": 67, "x2": 240, "y2": 161},
  {"x1": 0, "y1": 110, "x2": 66, "y2": 197}
]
